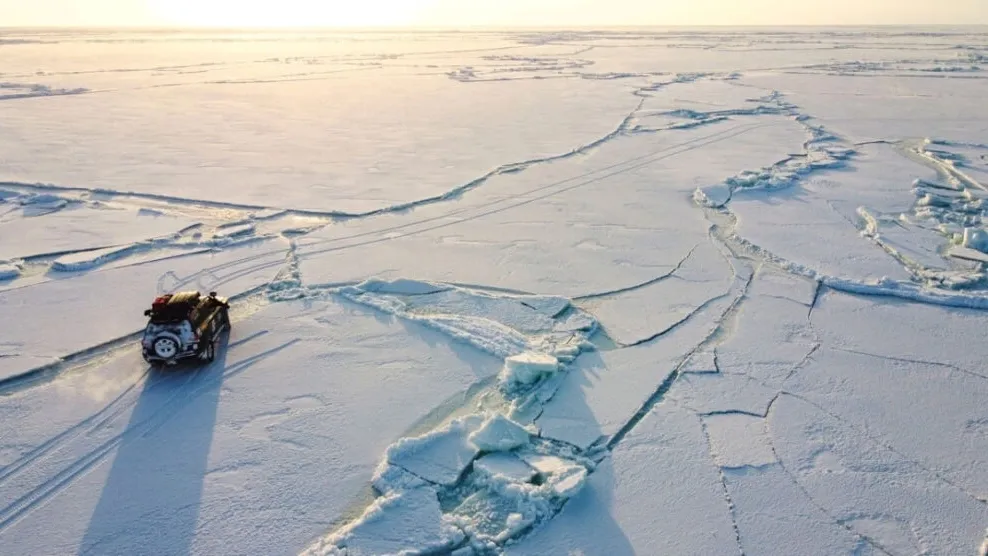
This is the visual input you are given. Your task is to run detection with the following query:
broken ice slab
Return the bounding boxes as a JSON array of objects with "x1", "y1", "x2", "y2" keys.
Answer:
[
  {"x1": 469, "y1": 413, "x2": 532, "y2": 452},
  {"x1": 519, "y1": 454, "x2": 572, "y2": 475},
  {"x1": 693, "y1": 183, "x2": 732, "y2": 208},
  {"x1": 385, "y1": 415, "x2": 484, "y2": 486},
  {"x1": 499, "y1": 352, "x2": 560, "y2": 390},
  {"x1": 949, "y1": 245, "x2": 988, "y2": 264},
  {"x1": 962, "y1": 227, "x2": 988, "y2": 253},
  {"x1": 474, "y1": 453, "x2": 537, "y2": 483},
  {"x1": 212, "y1": 223, "x2": 256, "y2": 240},
  {"x1": 548, "y1": 465, "x2": 588, "y2": 498},
  {"x1": 50, "y1": 244, "x2": 135, "y2": 272}
]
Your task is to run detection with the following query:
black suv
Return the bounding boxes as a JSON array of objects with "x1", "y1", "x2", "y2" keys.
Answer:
[{"x1": 141, "y1": 291, "x2": 230, "y2": 366}]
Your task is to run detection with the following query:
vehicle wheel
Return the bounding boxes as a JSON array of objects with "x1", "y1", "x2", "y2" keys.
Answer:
[
  {"x1": 201, "y1": 339, "x2": 215, "y2": 362},
  {"x1": 152, "y1": 336, "x2": 179, "y2": 360}
]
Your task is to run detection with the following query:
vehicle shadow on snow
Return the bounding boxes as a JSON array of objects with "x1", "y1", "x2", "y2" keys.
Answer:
[{"x1": 78, "y1": 332, "x2": 231, "y2": 556}]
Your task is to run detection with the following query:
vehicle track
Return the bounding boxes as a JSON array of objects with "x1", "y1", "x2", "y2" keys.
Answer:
[
  {"x1": 0, "y1": 326, "x2": 266, "y2": 486},
  {"x1": 0, "y1": 367, "x2": 151, "y2": 486},
  {"x1": 170, "y1": 122, "x2": 767, "y2": 294},
  {"x1": 0, "y1": 288, "x2": 271, "y2": 395},
  {"x1": 0, "y1": 337, "x2": 297, "y2": 535}
]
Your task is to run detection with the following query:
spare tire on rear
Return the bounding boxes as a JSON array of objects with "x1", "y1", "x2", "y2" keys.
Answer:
[{"x1": 152, "y1": 335, "x2": 180, "y2": 359}]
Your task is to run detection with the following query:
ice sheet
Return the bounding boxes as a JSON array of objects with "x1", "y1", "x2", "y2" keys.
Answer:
[
  {"x1": 298, "y1": 118, "x2": 805, "y2": 296},
  {"x1": 1, "y1": 73, "x2": 641, "y2": 213},
  {"x1": 3, "y1": 26, "x2": 988, "y2": 556},
  {"x1": 744, "y1": 73, "x2": 988, "y2": 145},
  {"x1": 0, "y1": 296, "x2": 502, "y2": 556},
  {"x1": 509, "y1": 402, "x2": 739, "y2": 556}
]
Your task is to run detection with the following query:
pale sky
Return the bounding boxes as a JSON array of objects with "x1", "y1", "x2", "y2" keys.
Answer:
[{"x1": 2, "y1": 0, "x2": 987, "y2": 27}]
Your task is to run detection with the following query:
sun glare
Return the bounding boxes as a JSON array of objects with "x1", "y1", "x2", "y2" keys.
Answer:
[{"x1": 147, "y1": 0, "x2": 435, "y2": 27}]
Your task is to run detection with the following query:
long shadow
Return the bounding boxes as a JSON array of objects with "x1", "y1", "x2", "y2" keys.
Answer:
[{"x1": 78, "y1": 332, "x2": 231, "y2": 556}]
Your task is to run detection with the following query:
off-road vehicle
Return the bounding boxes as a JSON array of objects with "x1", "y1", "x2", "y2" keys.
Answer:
[{"x1": 141, "y1": 290, "x2": 230, "y2": 365}]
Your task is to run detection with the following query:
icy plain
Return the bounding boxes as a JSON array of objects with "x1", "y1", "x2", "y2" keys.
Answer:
[{"x1": 1, "y1": 26, "x2": 987, "y2": 555}]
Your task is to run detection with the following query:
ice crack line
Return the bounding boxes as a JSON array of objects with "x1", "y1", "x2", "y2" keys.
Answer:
[
  {"x1": 832, "y1": 346, "x2": 988, "y2": 381},
  {"x1": 807, "y1": 281, "x2": 824, "y2": 320},
  {"x1": 697, "y1": 412, "x2": 746, "y2": 556},
  {"x1": 0, "y1": 92, "x2": 640, "y2": 223},
  {"x1": 573, "y1": 242, "x2": 701, "y2": 301},
  {"x1": 295, "y1": 122, "x2": 762, "y2": 263},
  {"x1": 605, "y1": 268, "x2": 753, "y2": 450},
  {"x1": 620, "y1": 290, "x2": 734, "y2": 349}
]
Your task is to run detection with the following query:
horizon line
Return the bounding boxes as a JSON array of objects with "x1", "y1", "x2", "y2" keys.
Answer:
[{"x1": 3, "y1": 23, "x2": 988, "y2": 33}]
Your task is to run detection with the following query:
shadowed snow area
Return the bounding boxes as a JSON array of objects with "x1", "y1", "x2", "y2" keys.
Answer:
[{"x1": 1, "y1": 26, "x2": 987, "y2": 556}]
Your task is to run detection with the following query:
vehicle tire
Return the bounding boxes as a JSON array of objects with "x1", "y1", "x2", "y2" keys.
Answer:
[
  {"x1": 201, "y1": 339, "x2": 215, "y2": 362},
  {"x1": 152, "y1": 336, "x2": 180, "y2": 360}
]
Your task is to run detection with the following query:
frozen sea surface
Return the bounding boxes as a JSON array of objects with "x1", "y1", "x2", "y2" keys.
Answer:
[{"x1": 1, "y1": 26, "x2": 986, "y2": 555}]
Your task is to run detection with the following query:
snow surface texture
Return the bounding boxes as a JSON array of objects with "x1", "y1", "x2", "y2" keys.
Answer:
[{"x1": 1, "y1": 27, "x2": 987, "y2": 556}]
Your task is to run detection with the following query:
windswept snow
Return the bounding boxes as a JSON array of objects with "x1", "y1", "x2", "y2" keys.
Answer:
[{"x1": 2, "y1": 26, "x2": 987, "y2": 556}]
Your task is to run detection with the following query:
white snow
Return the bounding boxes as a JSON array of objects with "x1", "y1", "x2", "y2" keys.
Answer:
[
  {"x1": 2, "y1": 26, "x2": 987, "y2": 556},
  {"x1": 580, "y1": 240, "x2": 736, "y2": 345}
]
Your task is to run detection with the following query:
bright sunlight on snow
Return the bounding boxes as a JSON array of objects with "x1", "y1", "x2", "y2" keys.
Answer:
[{"x1": 0, "y1": 24, "x2": 987, "y2": 556}]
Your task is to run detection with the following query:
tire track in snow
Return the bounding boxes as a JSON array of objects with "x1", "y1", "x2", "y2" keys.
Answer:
[
  {"x1": 138, "y1": 121, "x2": 764, "y2": 298},
  {"x1": 0, "y1": 287, "x2": 271, "y2": 393},
  {"x1": 0, "y1": 329, "x2": 270, "y2": 489},
  {"x1": 0, "y1": 338, "x2": 298, "y2": 535},
  {"x1": 295, "y1": 122, "x2": 763, "y2": 258},
  {"x1": 0, "y1": 368, "x2": 151, "y2": 486},
  {"x1": 4, "y1": 93, "x2": 759, "y2": 297}
]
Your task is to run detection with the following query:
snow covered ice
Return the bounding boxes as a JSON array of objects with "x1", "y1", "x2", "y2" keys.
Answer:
[{"x1": 1, "y1": 26, "x2": 987, "y2": 556}]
